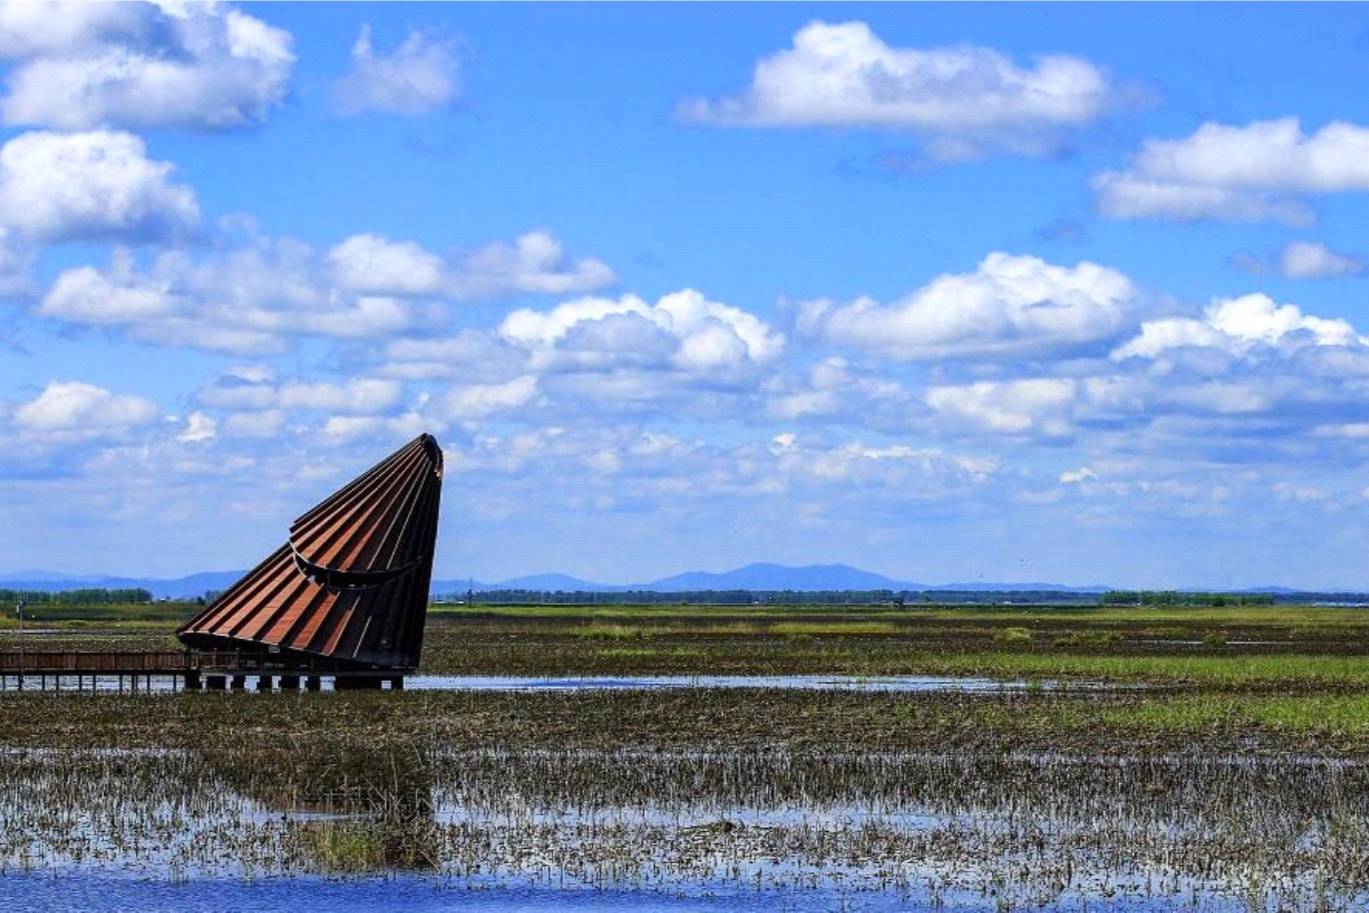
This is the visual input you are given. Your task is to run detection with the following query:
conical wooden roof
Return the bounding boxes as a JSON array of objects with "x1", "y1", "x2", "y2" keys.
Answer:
[{"x1": 177, "y1": 434, "x2": 443, "y2": 670}]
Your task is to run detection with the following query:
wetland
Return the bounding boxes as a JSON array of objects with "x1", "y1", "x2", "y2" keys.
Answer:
[{"x1": 3, "y1": 601, "x2": 1369, "y2": 910}]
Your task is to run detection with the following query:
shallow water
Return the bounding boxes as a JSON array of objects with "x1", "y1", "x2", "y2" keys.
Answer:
[
  {"x1": 0, "y1": 747, "x2": 1364, "y2": 911},
  {"x1": 0, "y1": 872, "x2": 1273, "y2": 913},
  {"x1": 0, "y1": 673, "x2": 1087, "y2": 694},
  {"x1": 403, "y1": 674, "x2": 1067, "y2": 693}
]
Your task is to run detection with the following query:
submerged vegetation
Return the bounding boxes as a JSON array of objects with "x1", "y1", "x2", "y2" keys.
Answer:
[
  {"x1": 3, "y1": 599, "x2": 1369, "y2": 907},
  {"x1": 0, "y1": 742, "x2": 1366, "y2": 909}
]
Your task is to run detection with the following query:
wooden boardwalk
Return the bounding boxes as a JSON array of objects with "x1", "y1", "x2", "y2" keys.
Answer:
[{"x1": 0, "y1": 649, "x2": 406, "y2": 692}]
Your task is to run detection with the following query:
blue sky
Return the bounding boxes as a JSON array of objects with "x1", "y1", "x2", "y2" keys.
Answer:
[{"x1": 4, "y1": 2, "x2": 1369, "y2": 588}]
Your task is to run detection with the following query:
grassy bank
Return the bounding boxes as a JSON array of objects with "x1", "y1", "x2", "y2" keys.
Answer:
[
  {"x1": 4, "y1": 600, "x2": 1369, "y2": 753},
  {"x1": 3, "y1": 688, "x2": 1369, "y2": 756},
  {"x1": 7, "y1": 600, "x2": 1369, "y2": 687}
]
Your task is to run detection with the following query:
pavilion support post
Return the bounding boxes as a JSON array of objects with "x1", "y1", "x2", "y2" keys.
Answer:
[{"x1": 305, "y1": 675, "x2": 321, "y2": 692}]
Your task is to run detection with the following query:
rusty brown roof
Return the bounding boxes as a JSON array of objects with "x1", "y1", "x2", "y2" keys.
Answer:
[{"x1": 177, "y1": 434, "x2": 443, "y2": 670}]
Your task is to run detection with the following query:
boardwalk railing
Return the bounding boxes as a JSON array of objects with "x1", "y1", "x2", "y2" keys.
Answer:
[
  {"x1": 0, "y1": 649, "x2": 414, "y2": 676},
  {"x1": 0, "y1": 650, "x2": 192, "y2": 673}
]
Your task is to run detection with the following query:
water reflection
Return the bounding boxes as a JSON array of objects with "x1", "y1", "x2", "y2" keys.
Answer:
[
  {"x1": 0, "y1": 871, "x2": 1302, "y2": 913},
  {"x1": 0, "y1": 746, "x2": 1365, "y2": 910}
]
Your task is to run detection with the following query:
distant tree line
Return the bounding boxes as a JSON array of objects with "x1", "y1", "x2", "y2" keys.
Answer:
[
  {"x1": 433, "y1": 588, "x2": 1362, "y2": 607},
  {"x1": 437, "y1": 588, "x2": 1102, "y2": 606},
  {"x1": 1101, "y1": 590, "x2": 1275, "y2": 607},
  {"x1": 0, "y1": 587, "x2": 154, "y2": 606}
]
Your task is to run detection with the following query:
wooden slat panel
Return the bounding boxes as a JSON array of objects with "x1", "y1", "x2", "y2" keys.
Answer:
[{"x1": 176, "y1": 434, "x2": 442, "y2": 670}]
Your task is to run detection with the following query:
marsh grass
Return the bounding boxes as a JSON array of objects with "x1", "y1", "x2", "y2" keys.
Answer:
[
  {"x1": 0, "y1": 743, "x2": 1365, "y2": 909},
  {"x1": 993, "y1": 627, "x2": 1033, "y2": 645},
  {"x1": 1053, "y1": 631, "x2": 1122, "y2": 648},
  {"x1": 16, "y1": 600, "x2": 1369, "y2": 686},
  {"x1": 8, "y1": 600, "x2": 1369, "y2": 906},
  {"x1": 907, "y1": 652, "x2": 1369, "y2": 687},
  {"x1": 768, "y1": 621, "x2": 900, "y2": 636},
  {"x1": 572, "y1": 624, "x2": 646, "y2": 640},
  {"x1": 1110, "y1": 694, "x2": 1369, "y2": 736}
]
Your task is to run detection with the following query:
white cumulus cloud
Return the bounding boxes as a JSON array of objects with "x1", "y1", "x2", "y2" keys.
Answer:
[
  {"x1": 1279, "y1": 241, "x2": 1363, "y2": 279},
  {"x1": 176, "y1": 411, "x2": 217, "y2": 444},
  {"x1": 334, "y1": 25, "x2": 459, "y2": 116},
  {"x1": 35, "y1": 225, "x2": 615, "y2": 354},
  {"x1": 15, "y1": 380, "x2": 158, "y2": 431},
  {"x1": 0, "y1": 1, "x2": 294, "y2": 130},
  {"x1": 436, "y1": 375, "x2": 539, "y2": 421},
  {"x1": 451, "y1": 231, "x2": 616, "y2": 299},
  {"x1": 40, "y1": 249, "x2": 174, "y2": 322},
  {"x1": 796, "y1": 252, "x2": 1136, "y2": 360},
  {"x1": 328, "y1": 232, "x2": 445, "y2": 296},
  {"x1": 1094, "y1": 118, "x2": 1369, "y2": 224},
  {"x1": 198, "y1": 371, "x2": 402, "y2": 415},
  {"x1": 681, "y1": 20, "x2": 1111, "y2": 159},
  {"x1": 1113, "y1": 293, "x2": 1363, "y2": 359},
  {"x1": 501, "y1": 289, "x2": 784, "y2": 378},
  {"x1": 321, "y1": 412, "x2": 428, "y2": 441},
  {"x1": 38, "y1": 238, "x2": 429, "y2": 354},
  {"x1": 0, "y1": 130, "x2": 199, "y2": 243},
  {"x1": 221, "y1": 409, "x2": 286, "y2": 439},
  {"x1": 926, "y1": 378, "x2": 1077, "y2": 434}
]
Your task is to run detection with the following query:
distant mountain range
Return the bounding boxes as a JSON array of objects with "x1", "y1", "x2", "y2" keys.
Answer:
[
  {"x1": 0, "y1": 570, "x2": 245, "y2": 600},
  {"x1": 5, "y1": 562, "x2": 1352, "y2": 600},
  {"x1": 0, "y1": 562, "x2": 1122, "y2": 599}
]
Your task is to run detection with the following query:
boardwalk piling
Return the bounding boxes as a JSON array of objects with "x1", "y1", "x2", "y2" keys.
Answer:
[{"x1": 0, "y1": 650, "x2": 410, "y2": 695}]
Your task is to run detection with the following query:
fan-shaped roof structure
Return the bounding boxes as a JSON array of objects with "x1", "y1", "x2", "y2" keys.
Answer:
[{"x1": 177, "y1": 434, "x2": 443, "y2": 670}]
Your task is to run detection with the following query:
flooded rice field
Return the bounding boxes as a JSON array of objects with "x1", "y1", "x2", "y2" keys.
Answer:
[{"x1": 0, "y1": 745, "x2": 1365, "y2": 911}]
